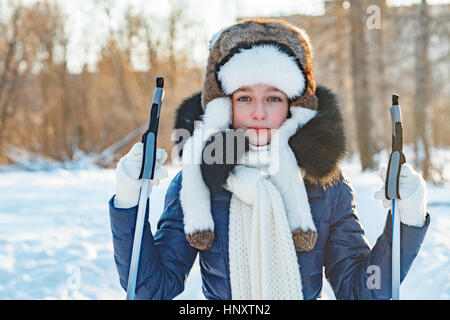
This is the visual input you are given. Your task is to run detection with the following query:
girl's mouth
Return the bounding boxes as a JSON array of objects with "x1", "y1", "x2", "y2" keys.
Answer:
[{"x1": 248, "y1": 127, "x2": 269, "y2": 133}]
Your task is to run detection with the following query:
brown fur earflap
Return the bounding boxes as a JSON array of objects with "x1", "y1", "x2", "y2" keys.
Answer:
[
  {"x1": 292, "y1": 229, "x2": 318, "y2": 252},
  {"x1": 186, "y1": 231, "x2": 215, "y2": 251},
  {"x1": 289, "y1": 85, "x2": 347, "y2": 188}
]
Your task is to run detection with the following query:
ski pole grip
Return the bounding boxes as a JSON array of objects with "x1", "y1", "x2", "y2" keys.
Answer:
[
  {"x1": 386, "y1": 151, "x2": 402, "y2": 200},
  {"x1": 139, "y1": 77, "x2": 164, "y2": 180},
  {"x1": 386, "y1": 94, "x2": 406, "y2": 200}
]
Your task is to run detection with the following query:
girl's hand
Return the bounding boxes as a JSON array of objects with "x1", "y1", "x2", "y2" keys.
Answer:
[
  {"x1": 373, "y1": 163, "x2": 427, "y2": 227},
  {"x1": 114, "y1": 142, "x2": 168, "y2": 208}
]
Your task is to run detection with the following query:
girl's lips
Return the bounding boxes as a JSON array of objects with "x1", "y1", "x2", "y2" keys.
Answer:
[{"x1": 248, "y1": 127, "x2": 269, "y2": 132}]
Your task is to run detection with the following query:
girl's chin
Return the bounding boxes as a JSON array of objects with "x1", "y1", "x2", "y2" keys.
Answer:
[
  {"x1": 250, "y1": 141, "x2": 269, "y2": 146},
  {"x1": 247, "y1": 132, "x2": 271, "y2": 146}
]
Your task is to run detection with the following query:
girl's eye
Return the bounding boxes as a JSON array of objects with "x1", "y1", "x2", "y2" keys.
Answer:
[{"x1": 236, "y1": 96, "x2": 282, "y2": 102}]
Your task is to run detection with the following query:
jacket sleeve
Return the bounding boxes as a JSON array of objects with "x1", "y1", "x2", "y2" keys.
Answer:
[
  {"x1": 108, "y1": 172, "x2": 198, "y2": 299},
  {"x1": 324, "y1": 178, "x2": 430, "y2": 300}
]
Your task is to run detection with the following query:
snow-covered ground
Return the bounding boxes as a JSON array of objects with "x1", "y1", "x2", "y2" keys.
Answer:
[{"x1": 0, "y1": 156, "x2": 448, "y2": 299}]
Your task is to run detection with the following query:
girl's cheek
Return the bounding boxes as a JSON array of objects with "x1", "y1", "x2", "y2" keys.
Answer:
[
  {"x1": 275, "y1": 113, "x2": 288, "y2": 127},
  {"x1": 232, "y1": 107, "x2": 249, "y2": 128},
  {"x1": 271, "y1": 106, "x2": 289, "y2": 128}
]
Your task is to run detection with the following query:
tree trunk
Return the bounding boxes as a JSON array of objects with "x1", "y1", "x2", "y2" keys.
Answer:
[
  {"x1": 373, "y1": 0, "x2": 391, "y2": 153},
  {"x1": 349, "y1": 0, "x2": 376, "y2": 170},
  {"x1": 334, "y1": 0, "x2": 355, "y2": 154},
  {"x1": 414, "y1": 0, "x2": 433, "y2": 180}
]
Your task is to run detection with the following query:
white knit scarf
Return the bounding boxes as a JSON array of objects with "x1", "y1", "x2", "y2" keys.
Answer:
[{"x1": 224, "y1": 143, "x2": 304, "y2": 300}]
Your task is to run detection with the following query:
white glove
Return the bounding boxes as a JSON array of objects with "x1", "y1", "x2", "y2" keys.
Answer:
[
  {"x1": 373, "y1": 163, "x2": 427, "y2": 227},
  {"x1": 114, "y1": 142, "x2": 168, "y2": 209}
]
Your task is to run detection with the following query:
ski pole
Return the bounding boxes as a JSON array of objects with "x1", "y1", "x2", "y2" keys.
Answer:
[
  {"x1": 126, "y1": 77, "x2": 165, "y2": 300},
  {"x1": 385, "y1": 94, "x2": 406, "y2": 300}
]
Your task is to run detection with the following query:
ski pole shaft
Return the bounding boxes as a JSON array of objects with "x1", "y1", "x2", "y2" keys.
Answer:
[
  {"x1": 385, "y1": 94, "x2": 406, "y2": 300},
  {"x1": 126, "y1": 179, "x2": 152, "y2": 300},
  {"x1": 126, "y1": 77, "x2": 164, "y2": 300},
  {"x1": 391, "y1": 198, "x2": 400, "y2": 300}
]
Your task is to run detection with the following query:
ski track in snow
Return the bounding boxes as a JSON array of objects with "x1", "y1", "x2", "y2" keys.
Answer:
[{"x1": 0, "y1": 160, "x2": 448, "y2": 300}]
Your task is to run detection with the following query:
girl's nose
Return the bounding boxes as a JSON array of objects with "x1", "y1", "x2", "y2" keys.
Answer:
[{"x1": 251, "y1": 100, "x2": 267, "y2": 120}]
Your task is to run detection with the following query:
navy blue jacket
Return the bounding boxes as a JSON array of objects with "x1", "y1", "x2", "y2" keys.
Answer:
[{"x1": 108, "y1": 170, "x2": 430, "y2": 300}]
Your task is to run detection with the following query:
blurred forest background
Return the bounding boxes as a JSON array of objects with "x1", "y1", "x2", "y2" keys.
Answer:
[{"x1": 0, "y1": 0, "x2": 448, "y2": 182}]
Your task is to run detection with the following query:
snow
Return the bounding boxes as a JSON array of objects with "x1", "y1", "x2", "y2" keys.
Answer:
[{"x1": 0, "y1": 155, "x2": 448, "y2": 300}]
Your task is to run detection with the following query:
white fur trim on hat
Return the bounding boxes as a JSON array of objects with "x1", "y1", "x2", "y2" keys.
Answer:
[{"x1": 217, "y1": 44, "x2": 305, "y2": 98}]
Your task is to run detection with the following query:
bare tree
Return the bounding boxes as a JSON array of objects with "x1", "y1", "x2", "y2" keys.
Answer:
[
  {"x1": 372, "y1": 0, "x2": 391, "y2": 152},
  {"x1": 0, "y1": 0, "x2": 206, "y2": 166},
  {"x1": 0, "y1": 4, "x2": 23, "y2": 157},
  {"x1": 414, "y1": 0, "x2": 433, "y2": 179},
  {"x1": 349, "y1": 0, "x2": 376, "y2": 170},
  {"x1": 333, "y1": 1, "x2": 355, "y2": 155},
  {"x1": 166, "y1": 0, "x2": 191, "y2": 88}
]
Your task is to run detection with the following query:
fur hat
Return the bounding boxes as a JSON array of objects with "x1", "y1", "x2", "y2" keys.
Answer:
[
  {"x1": 175, "y1": 19, "x2": 346, "y2": 251},
  {"x1": 202, "y1": 19, "x2": 318, "y2": 112}
]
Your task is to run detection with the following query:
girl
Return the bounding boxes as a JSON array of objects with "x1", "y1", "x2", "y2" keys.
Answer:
[{"x1": 109, "y1": 19, "x2": 430, "y2": 300}]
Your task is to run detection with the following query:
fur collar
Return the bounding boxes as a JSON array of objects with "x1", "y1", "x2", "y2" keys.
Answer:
[{"x1": 173, "y1": 85, "x2": 347, "y2": 189}]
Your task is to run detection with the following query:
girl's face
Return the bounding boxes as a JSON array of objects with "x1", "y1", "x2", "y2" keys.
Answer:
[{"x1": 231, "y1": 83, "x2": 289, "y2": 146}]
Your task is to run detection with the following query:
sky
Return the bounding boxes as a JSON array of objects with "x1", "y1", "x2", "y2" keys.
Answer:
[{"x1": 18, "y1": 0, "x2": 450, "y2": 73}]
